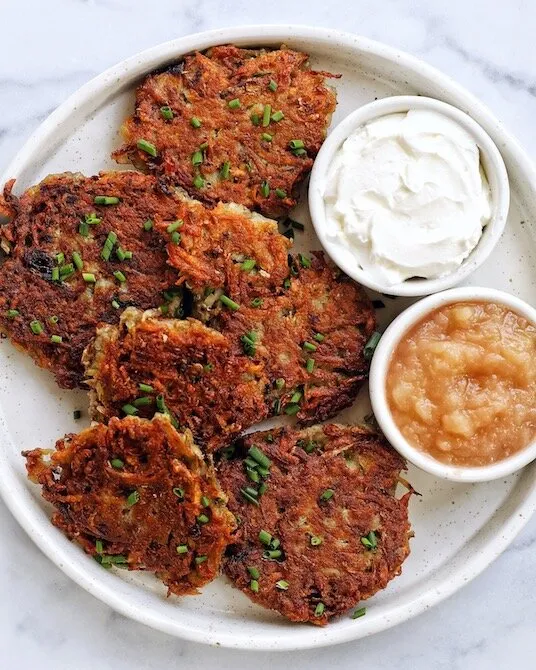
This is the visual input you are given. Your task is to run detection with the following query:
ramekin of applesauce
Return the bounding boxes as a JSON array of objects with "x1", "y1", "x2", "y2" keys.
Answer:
[{"x1": 369, "y1": 287, "x2": 536, "y2": 482}]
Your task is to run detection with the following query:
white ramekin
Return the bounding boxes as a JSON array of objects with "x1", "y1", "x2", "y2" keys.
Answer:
[
  {"x1": 309, "y1": 96, "x2": 510, "y2": 297},
  {"x1": 369, "y1": 287, "x2": 536, "y2": 482}
]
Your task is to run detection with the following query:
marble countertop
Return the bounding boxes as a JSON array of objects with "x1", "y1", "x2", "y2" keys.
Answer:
[{"x1": 1, "y1": 1, "x2": 535, "y2": 668}]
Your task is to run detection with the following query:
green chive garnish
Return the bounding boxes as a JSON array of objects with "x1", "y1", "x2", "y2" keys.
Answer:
[
  {"x1": 263, "y1": 549, "x2": 282, "y2": 559},
  {"x1": 71, "y1": 252, "x2": 83, "y2": 272},
  {"x1": 136, "y1": 139, "x2": 158, "y2": 157},
  {"x1": 314, "y1": 333, "x2": 325, "y2": 342},
  {"x1": 191, "y1": 150, "x2": 203, "y2": 166},
  {"x1": 139, "y1": 383, "x2": 154, "y2": 393},
  {"x1": 293, "y1": 148, "x2": 307, "y2": 156},
  {"x1": 176, "y1": 544, "x2": 189, "y2": 554},
  {"x1": 251, "y1": 297, "x2": 263, "y2": 308},
  {"x1": 364, "y1": 331, "x2": 381, "y2": 360},
  {"x1": 201, "y1": 495, "x2": 210, "y2": 507},
  {"x1": 50, "y1": 335, "x2": 63, "y2": 344},
  {"x1": 219, "y1": 294, "x2": 240, "y2": 311},
  {"x1": 352, "y1": 607, "x2": 366, "y2": 619},
  {"x1": 248, "y1": 566, "x2": 260, "y2": 579},
  {"x1": 30, "y1": 320, "x2": 43, "y2": 335},
  {"x1": 290, "y1": 390, "x2": 302, "y2": 404},
  {"x1": 241, "y1": 259, "x2": 256, "y2": 272},
  {"x1": 320, "y1": 489, "x2": 334, "y2": 501},
  {"x1": 111, "y1": 299, "x2": 121, "y2": 309},
  {"x1": 299, "y1": 254, "x2": 311, "y2": 268},
  {"x1": 56, "y1": 252, "x2": 65, "y2": 265},
  {"x1": 95, "y1": 539, "x2": 104, "y2": 554},
  {"x1": 94, "y1": 196, "x2": 120, "y2": 205},
  {"x1": 261, "y1": 133, "x2": 273, "y2": 142},
  {"x1": 190, "y1": 116, "x2": 201, "y2": 128},
  {"x1": 259, "y1": 530, "x2": 272, "y2": 546},
  {"x1": 49, "y1": 315, "x2": 59, "y2": 324},
  {"x1": 110, "y1": 458, "x2": 124, "y2": 469},
  {"x1": 193, "y1": 175, "x2": 205, "y2": 189},
  {"x1": 314, "y1": 603, "x2": 325, "y2": 617},
  {"x1": 268, "y1": 79, "x2": 277, "y2": 92},
  {"x1": 361, "y1": 530, "x2": 378, "y2": 550},
  {"x1": 126, "y1": 490, "x2": 140, "y2": 507},
  {"x1": 113, "y1": 270, "x2": 126, "y2": 283},
  {"x1": 275, "y1": 378, "x2": 285, "y2": 390},
  {"x1": 262, "y1": 104, "x2": 272, "y2": 127},
  {"x1": 251, "y1": 113, "x2": 261, "y2": 126},
  {"x1": 247, "y1": 468, "x2": 260, "y2": 483},
  {"x1": 143, "y1": 219, "x2": 153, "y2": 231},
  {"x1": 197, "y1": 514, "x2": 209, "y2": 524},
  {"x1": 241, "y1": 331, "x2": 257, "y2": 356},
  {"x1": 260, "y1": 181, "x2": 270, "y2": 197},
  {"x1": 219, "y1": 161, "x2": 231, "y2": 180},
  {"x1": 160, "y1": 106, "x2": 174, "y2": 120},
  {"x1": 285, "y1": 404, "x2": 300, "y2": 416},
  {"x1": 82, "y1": 273, "x2": 96, "y2": 283},
  {"x1": 310, "y1": 535, "x2": 323, "y2": 546},
  {"x1": 276, "y1": 580, "x2": 289, "y2": 590},
  {"x1": 275, "y1": 188, "x2": 286, "y2": 198},
  {"x1": 306, "y1": 358, "x2": 315, "y2": 373},
  {"x1": 51, "y1": 267, "x2": 60, "y2": 281},
  {"x1": 248, "y1": 446, "x2": 271, "y2": 469},
  {"x1": 250, "y1": 579, "x2": 259, "y2": 592},
  {"x1": 6, "y1": 309, "x2": 19, "y2": 318},
  {"x1": 101, "y1": 231, "x2": 117, "y2": 261},
  {"x1": 85, "y1": 212, "x2": 101, "y2": 225},
  {"x1": 173, "y1": 487, "x2": 185, "y2": 499},
  {"x1": 241, "y1": 489, "x2": 260, "y2": 506},
  {"x1": 228, "y1": 98, "x2": 241, "y2": 109},
  {"x1": 79, "y1": 222, "x2": 89, "y2": 237},
  {"x1": 133, "y1": 396, "x2": 152, "y2": 407},
  {"x1": 195, "y1": 555, "x2": 208, "y2": 565},
  {"x1": 289, "y1": 139, "x2": 304, "y2": 150},
  {"x1": 303, "y1": 341, "x2": 317, "y2": 352},
  {"x1": 122, "y1": 403, "x2": 138, "y2": 416},
  {"x1": 271, "y1": 110, "x2": 284, "y2": 122}
]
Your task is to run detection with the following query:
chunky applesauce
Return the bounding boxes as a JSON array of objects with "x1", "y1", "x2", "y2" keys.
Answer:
[{"x1": 387, "y1": 301, "x2": 536, "y2": 467}]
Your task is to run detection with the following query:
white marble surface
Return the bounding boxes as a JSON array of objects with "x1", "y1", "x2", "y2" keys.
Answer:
[{"x1": 1, "y1": 1, "x2": 535, "y2": 667}]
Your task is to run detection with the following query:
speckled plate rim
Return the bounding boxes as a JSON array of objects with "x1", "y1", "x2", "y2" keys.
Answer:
[{"x1": 0, "y1": 24, "x2": 535, "y2": 651}]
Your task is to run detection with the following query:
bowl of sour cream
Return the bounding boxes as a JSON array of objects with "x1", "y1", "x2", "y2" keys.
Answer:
[{"x1": 309, "y1": 96, "x2": 510, "y2": 296}]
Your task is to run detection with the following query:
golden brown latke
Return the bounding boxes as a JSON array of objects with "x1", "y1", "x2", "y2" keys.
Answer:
[
  {"x1": 211, "y1": 252, "x2": 377, "y2": 424},
  {"x1": 83, "y1": 307, "x2": 270, "y2": 452},
  {"x1": 218, "y1": 424, "x2": 413, "y2": 625},
  {"x1": 24, "y1": 415, "x2": 236, "y2": 596},
  {"x1": 157, "y1": 194, "x2": 291, "y2": 309},
  {"x1": 0, "y1": 172, "x2": 182, "y2": 388},
  {"x1": 113, "y1": 44, "x2": 338, "y2": 217}
]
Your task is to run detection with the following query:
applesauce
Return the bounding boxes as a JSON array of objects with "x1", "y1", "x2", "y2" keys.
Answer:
[{"x1": 387, "y1": 301, "x2": 536, "y2": 467}]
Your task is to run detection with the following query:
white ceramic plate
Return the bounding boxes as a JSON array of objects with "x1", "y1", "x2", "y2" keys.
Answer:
[{"x1": 0, "y1": 25, "x2": 535, "y2": 651}]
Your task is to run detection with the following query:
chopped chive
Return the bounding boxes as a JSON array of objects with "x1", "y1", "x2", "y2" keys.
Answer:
[
  {"x1": 195, "y1": 555, "x2": 208, "y2": 565},
  {"x1": 136, "y1": 139, "x2": 158, "y2": 157},
  {"x1": 85, "y1": 212, "x2": 101, "y2": 225},
  {"x1": 101, "y1": 231, "x2": 117, "y2": 261},
  {"x1": 193, "y1": 175, "x2": 205, "y2": 189},
  {"x1": 259, "y1": 530, "x2": 272, "y2": 546},
  {"x1": 123, "y1": 249, "x2": 133, "y2": 260},
  {"x1": 30, "y1": 320, "x2": 43, "y2": 335},
  {"x1": 160, "y1": 105, "x2": 174, "y2": 120},
  {"x1": 268, "y1": 79, "x2": 277, "y2": 92},
  {"x1": 156, "y1": 394, "x2": 167, "y2": 413},
  {"x1": 201, "y1": 495, "x2": 210, "y2": 508},
  {"x1": 176, "y1": 544, "x2": 189, "y2": 554},
  {"x1": 110, "y1": 458, "x2": 124, "y2": 469},
  {"x1": 304, "y1": 440, "x2": 317, "y2": 454},
  {"x1": 314, "y1": 603, "x2": 325, "y2": 617},
  {"x1": 244, "y1": 457, "x2": 259, "y2": 469},
  {"x1": 310, "y1": 535, "x2": 323, "y2": 546},
  {"x1": 241, "y1": 258, "x2": 256, "y2": 272},
  {"x1": 116, "y1": 247, "x2": 127, "y2": 261},
  {"x1": 113, "y1": 270, "x2": 126, "y2": 283},
  {"x1": 285, "y1": 404, "x2": 300, "y2": 416},
  {"x1": 191, "y1": 150, "x2": 203, "y2": 166},
  {"x1": 276, "y1": 580, "x2": 289, "y2": 590},
  {"x1": 59, "y1": 263, "x2": 74, "y2": 277},
  {"x1": 251, "y1": 297, "x2": 263, "y2": 308},
  {"x1": 166, "y1": 220, "x2": 183, "y2": 233},
  {"x1": 275, "y1": 378, "x2": 285, "y2": 391},
  {"x1": 94, "y1": 196, "x2": 120, "y2": 205},
  {"x1": 143, "y1": 219, "x2": 153, "y2": 231},
  {"x1": 290, "y1": 390, "x2": 302, "y2": 404},
  {"x1": 262, "y1": 104, "x2": 272, "y2": 127},
  {"x1": 248, "y1": 446, "x2": 271, "y2": 469},
  {"x1": 275, "y1": 188, "x2": 287, "y2": 198},
  {"x1": 126, "y1": 490, "x2": 140, "y2": 507},
  {"x1": 79, "y1": 222, "x2": 89, "y2": 237},
  {"x1": 273, "y1": 398, "x2": 282, "y2": 414},
  {"x1": 111, "y1": 299, "x2": 121, "y2": 309},
  {"x1": 258, "y1": 482, "x2": 268, "y2": 495},
  {"x1": 251, "y1": 113, "x2": 260, "y2": 126},
  {"x1": 364, "y1": 331, "x2": 382, "y2": 360},
  {"x1": 228, "y1": 98, "x2": 241, "y2": 109},
  {"x1": 139, "y1": 383, "x2": 154, "y2": 393},
  {"x1": 159, "y1": 304, "x2": 169, "y2": 316},
  {"x1": 133, "y1": 396, "x2": 152, "y2": 407},
  {"x1": 271, "y1": 110, "x2": 284, "y2": 122},
  {"x1": 320, "y1": 488, "x2": 334, "y2": 501},
  {"x1": 361, "y1": 530, "x2": 378, "y2": 550},
  {"x1": 203, "y1": 363, "x2": 214, "y2": 373},
  {"x1": 220, "y1": 161, "x2": 231, "y2": 180},
  {"x1": 289, "y1": 139, "x2": 304, "y2": 150},
  {"x1": 199, "y1": 142, "x2": 208, "y2": 151},
  {"x1": 197, "y1": 514, "x2": 209, "y2": 524},
  {"x1": 190, "y1": 116, "x2": 201, "y2": 128},
  {"x1": 82, "y1": 273, "x2": 96, "y2": 283},
  {"x1": 173, "y1": 487, "x2": 185, "y2": 499},
  {"x1": 250, "y1": 579, "x2": 259, "y2": 592},
  {"x1": 299, "y1": 253, "x2": 311, "y2": 268},
  {"x1": 100, "y1": 554, "x2": 128, "y2": 565},
  {"x1": 122, "y1": 404, "x2": 138, "y2": 416},
  {"x1": 244, "y1": 487, "x2": 259, "y2": 499},
  {"x1": 219, "y1": 294, "x2": 240, "y2": 311},
  {"x1": 306, "y1": 358, "x2": 315, "y2": 373},
  {"x1": 50, "y1": 335, "x2": 63, "y2": 344},
  {"x1": 352, "y1": 607, "x2": 366, "y2": 619},
  {"x1": 73, "y1": 410, "x2": 82, "y2": 420},
  {"x1": 51, "y1": 267, "x2": 60, "y2": 281},
  {"x1": 6, "y1": 309, "x2": 19, "y2": 318},
  {"x1": 265, "y1": 433, "x2": 274, "y2": 443},
  {"x1": 95, "y1": 539, "x2": 104, "y2": 555},
  {"x1": 303, "y1": 341, "x2": 317, "y2": 352},
  {"x1": 241, "y1": 331, "x2": 257, "y2": 356},
  {"x1": 261, "y1": 133, "x2": 273, "y2": 142},
  {"x1": 263, "y1": 549, "x2": 282, "y2": 560},
  {"x1": 313, "y1": 333, "x2": 325, "y2": 342},
  {"x1": 170, "y1": 231, "x2": 181, "y2": 245},
  {"x1": 55, "y1": 252, "x2": 65, "y2": 265},
  {"x1": 241, "y1": 487, "x2": 260, "y2": 505},
  {"x1": 260, "y1": 181, "x2": 270, "y2": 197},
  {"x1": 293, "y1": 147, "x2": 307, "y2": 157},
  {"x1": 246, "y1": 468, "x2": 260, "y2": 483}
]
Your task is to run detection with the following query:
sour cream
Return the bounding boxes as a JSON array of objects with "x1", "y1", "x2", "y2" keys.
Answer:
[{"x1": 323, "y1": 109, "x2": 492, "y2": 286}]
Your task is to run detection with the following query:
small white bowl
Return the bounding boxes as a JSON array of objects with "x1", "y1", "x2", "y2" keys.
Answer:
[
  {"x1": 369, "y1": 287, "x2": 536, "y2": 482},
  {"x1": 309, "y1": 96, "x2": 510, "y2": 297}
]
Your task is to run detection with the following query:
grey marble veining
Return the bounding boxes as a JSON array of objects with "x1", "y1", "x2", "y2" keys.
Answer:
[{"x1": 0, "y1": 1, "x2": 535, "y2": 668}]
